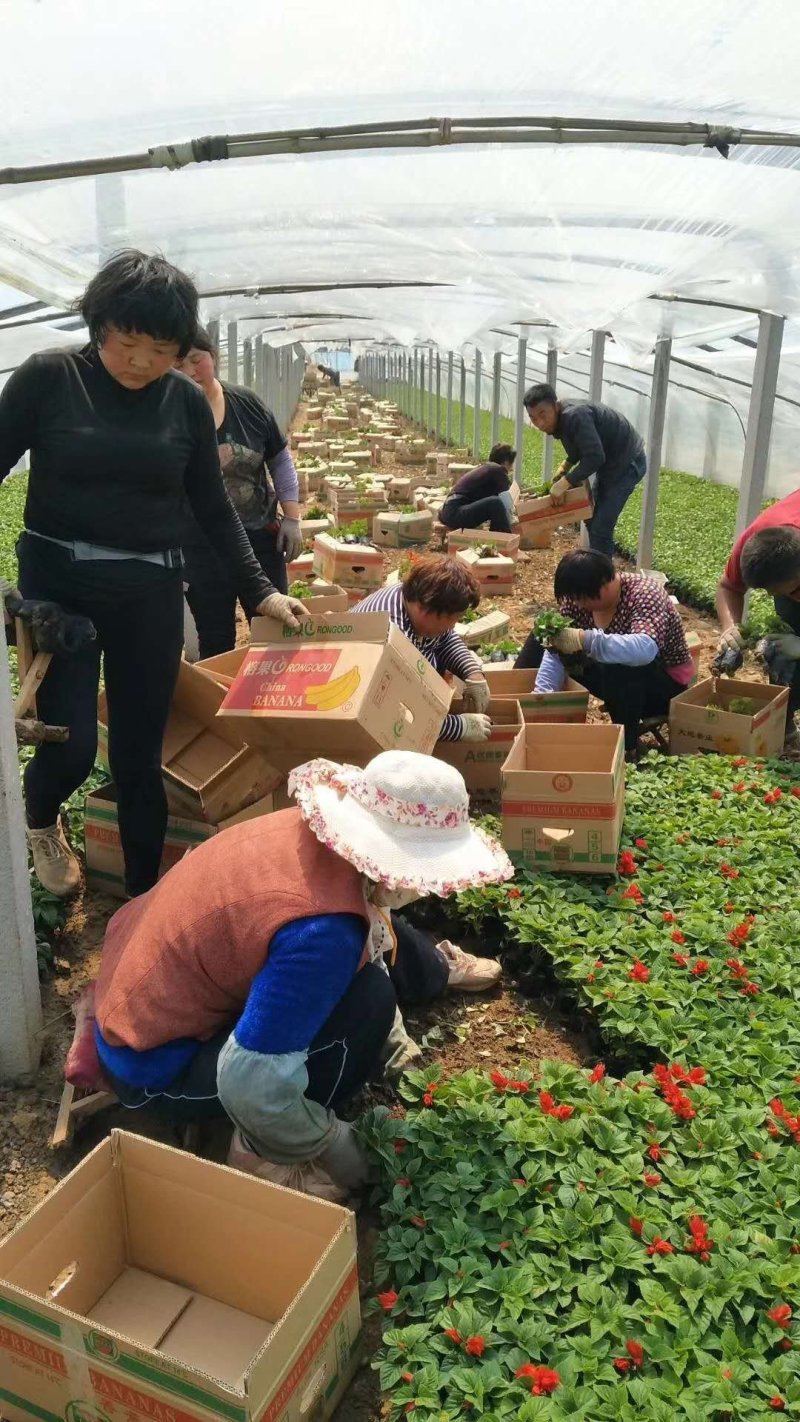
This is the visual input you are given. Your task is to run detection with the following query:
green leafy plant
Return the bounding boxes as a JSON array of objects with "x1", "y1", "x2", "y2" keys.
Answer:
[
  {"x1": 289, "y1": 581, "x2": 314, "y2": 598},
  {"x1": 304, "y1": 504, "x2": 327, "y2": 519},
  {"x1": 532, "y1": 608, "x2": 573, "y2": 644},
  {"x1": 332, "y1": 520, "x2": 370, "y2": 541},
  {"x1": 728, "y1": 696, "x2": 758, "y2": 716}
]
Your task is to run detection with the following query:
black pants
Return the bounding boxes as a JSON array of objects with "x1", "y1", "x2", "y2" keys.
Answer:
[
  {"x1": 440, "y1": 495, "x2": 513, "y2": 535},
  {"x1": 17, "y1": 534, "x2": 184, "y2": 896},
  {"x1": 773, "y1": 595, "x2": 800, "y2": 718},
  {"x1": 105, "y1": 915, "x2": 449, "y2": 1123},
  {"x1": 514, "y1": 632, "x2": 682, "y2": 752},
  {"x1": 184, "y1": 526, "x2": 287, "y2": 660}
]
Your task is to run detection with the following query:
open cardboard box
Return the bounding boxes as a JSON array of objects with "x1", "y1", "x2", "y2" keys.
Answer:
[
  {"x1": 516, "y1": 482, "x2": 593, "y2": 541},
  {"x1": 84, "y1": 782, "x2": 290, "y2": 899},
  {"x1": 669, "y1": 676, "x2": 789, "y2": 757},
  {"x1": 501, "y1": 722, "x2": 625, "y2": 874},
  {"x1": 217, "y1": 612, "x2": 452, "y2": 770},
  {"x1": 435, "y1": 697, "x2": 523, "y2": 792},
  {"x1": 483, "y1": 667, "x2": 589, "y2": 723},
  {"x1": 0, "y1": 1132, "x2": 360, "y2": 1422},
  {"x1": 445, "y1": 528, "x2": 520, "y2": 560},
  {"x1": 313, "y1": 533, "x2": 385, "y2": 591},
  {"x1": 97, "y1": 662, "x2": 284, "y2": 825},
  {"x1": 372, "y1": 511, "x2": 433, "y2": 548}
]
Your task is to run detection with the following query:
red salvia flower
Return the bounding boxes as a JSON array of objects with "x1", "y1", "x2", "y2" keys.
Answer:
[
  {"x1": 589, "y1": 1063, "x2": 606, "y2": 1083},
  {"x1": 443, "y1": 1327, "x2": 462, "y2": 1343},
  {"x1": 617, "y1": 850, "x2": 638, "y2": 876},
  {"x1": 630, "y1": 1217, "x2": 644, "y2": 1236},
  {"x1": 769, "y1": 1398, "x2": 785, "y2": 1411},
  {"x1": 672, "y1": 952, "x2": 689, "y2": 967},
  {"x1": 629, "y1": 960, "x2": 650, "y2": 982},
  {"x1": 768, "y1": 1304, "x2": 792, "y2": 1328},
  {"x1": 662, "y1": 911, "x2": 677, "y2": 923},
  {"x1": 490, "y1": 1070, "x2": 510, "y2": 1091},
  {"x1": 621, "y1": 883, "x2": 645, "y2": 904},
  {"x1": 515, "y1": 1364, "x2": 560, "y2": 1396},
  {"x1": 465, "y1": 1335, "x2": 485, "y2": 1357},
  {"x1": 378, "y1": 1290, "x2": 399, "y2": 1310},
  {"x1": 613, "y1": 1357, "x2": 631, "y2": 1373},
  {"x1": 646, "y1": 1237, "x2": 674, "y2": 1256},
  {"x1": 691, "y1": 959, "x2": 710, "y2": 976},
  {"x1": 643, "y1": 1172, "x2": 662, "y2": 1187},
  {"x1": 625, "y1": 1340, "x2": 645, "y2": 1367}
]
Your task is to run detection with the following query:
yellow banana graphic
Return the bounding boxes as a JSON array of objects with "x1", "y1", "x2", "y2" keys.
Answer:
[{"x1": 304, "y1": 665, "x2": 361, "y2": 710}]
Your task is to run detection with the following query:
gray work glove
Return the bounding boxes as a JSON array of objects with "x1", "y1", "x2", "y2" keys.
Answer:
[
  {"x1": 254, "y1": 591, "x2": 307, "y2": 630},
  {"x1": 462, "y1": 677, "x2": 491, "y2": 714},
  {"x1": 712, "y1": 625, "x2": 745, "y2": 676},
  {"x1": 0, "y1": 577, "x2": 22, "y2": 623},
  {"x1": 457, "y1": 713, "x2": 492, "y2": 742},
  {"x1": 756, "y1": 635, "x2": 800, "y2": 688},
  {"x1": 381, "y1": 1005, "x2": 423, "y2": 1083},
  {"x1": 317, "y1": 1117, "x2": 371, "y2": 1192},
  {"x1": 276, "y1": 517, "x2": 304, "y2": 563}
]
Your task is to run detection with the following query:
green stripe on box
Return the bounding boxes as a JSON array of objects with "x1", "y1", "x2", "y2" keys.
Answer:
[
  {"x1": 0, "y1": 1296, "x2": 61, "y2": 1339},
  {"x1": 86, "y1": 867, "x2": 125, "y2": 886},
  {"x1": 116, "y1": 1354, "x2": 247, "y2": 1422},
  {"x1": 509, "y1": 849, "x2": 617, "y2": 866},
  {"x1": 0, "y1": 1385, "x2": 63, "y2": 1422},
  {"x1": 88, "y1": 804, "x2": 207, "y2": 846}
]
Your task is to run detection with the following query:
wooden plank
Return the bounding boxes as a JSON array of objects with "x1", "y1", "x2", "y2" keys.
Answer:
[
  {"x1": 14, "y1": 651, "x2": 51, "y2": 719},
  {"x1": 50, "y1": 1081, "x2": 76, "y2": 1148}
]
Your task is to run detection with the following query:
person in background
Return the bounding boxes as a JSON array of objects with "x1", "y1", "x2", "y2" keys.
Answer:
[
  {"x1": 714, "y1": 487, "x2": 800, "y2": 750},
  {"x1": 0, "y1": 251, "x2": 305, "y2": 901},
  {"x1": 524, "y1": 383, "x2": 646, "y2": 557},
  {"x1": 93, "y1": 751, "x2": 512, "y2": 1202},
  {"x1": 516, "y1": 550, "x2": 693, "y2": 757},
  {"x1": 176, "y1": 327, "x2": 304, "y2": 659},
  {"x1": 317, "y1": 363, "x2": 341, "y2": 389},
  {"x1": 352, "y1": 556, "x2": 493, "y2": 742},
  {"x1": 439, "y1": 443, "x2": 517, "y2": 534}
]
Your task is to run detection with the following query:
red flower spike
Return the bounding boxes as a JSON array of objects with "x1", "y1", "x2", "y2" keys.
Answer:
[
  {"x1": 401, "y1": 1371, "x2": 413, "y2": 1384},
  {"x1": 621, "y1": 883, "x2": 645, "y2": 904},
  {"x1": 672, "y1": 952, "x2": 690, "y2": 967},
  {"x1": 740, "y1": 981, "x2": 760, "y2": 996},
  {"x1": 404, "y1": 1404, "x2": 416, "y2": 1415},
  {"x1": 724, "y1": 901, "x2": 735, "y2": 913},
  {"x1": 625, "y1": 1340, "x2": 645, "y2": 1367},
  {"x1": 769, "y1": 1398, "x2": 785, "y2": 1411},
  {"x1": 733, "y1": 756, "x2": 749, "y2": 767},
  {"x1": 490, "y1": 1070, "x2": 510, "y2": 1092},
  {"x1": 506, "y1": 887, "x2": 522, "y2": 899},
  {"x1": 781, "y1": 1338, "x2": 794, "y2": 1351},
  {"x1": 643, "y1": 1173, "x2": 662, "y2": 1187},
  {"x1": 710, "y1": 789, "x2": 722, "y2": 800},
  {"x1": 671, "y1": 930, "x2": 686, "y2": 946},
  {"x1": 646, "y1": 1237, "x2": 674, "y2": 1256},
  {"x1": 732, "y1": 781, "x2": 747, "y2": 793},
  {"x1": 630, "y1": 1217, "x2": 644, "y2": 1236},
  {"x1": 792, "y1": 786, "x2": 800, "y2": 799},
  {"x1": 396, "y1": 1177, "x2": 411, "y2": 1188},
  {"x1": 617, "y1": 851, "x2": 638, "y2": 876},
  {"x1": 394, "y1": 1140, "x2": 407, "y2": 1153},
  {"x1": 508, "y1": 1079, "x2": 529, "y2": 1093},
  {"x1": 421, "y1": 1093, "x2": 435, "y2": 1107},
  {"x1": 443, "y1": 1328, "x2": 462, "y2": 1343},
  {"x1": 691, "y1": 959, "x2": 710, "y2": 976},
  {"x1": 768, "y1": 1305, "x2": 792, "y2": 1328},
  {"x1": 662, "y1": 911, "x2": 677, "y2": 923},
  {"x1": 515, "y1": 1365, "x2": 560, "y2": 1396},
  {"x1": 629, "y1": 960, "x2": 651, "y2": 982},
  {"x1": 465, "y1": 1336, "x2": 485, "y2": 1357},
  {"x1": 378, "y1": 1290, "x2": 399, "y2": 1310},
  {"x1": 613, "y1": 1358, "x2": 631, "y2": 1373},
  {"x1": 589, "y1": 1062, "x2": 606, "y2": 1084}
]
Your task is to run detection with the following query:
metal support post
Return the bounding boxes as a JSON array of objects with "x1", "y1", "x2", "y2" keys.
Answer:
[
  {"x1": 472, "y1": 349, "x2": 483, "y2": 458},
  {"x1": 435, "y1": 352, "x2": 441, "y2": 441},
  {"x1": 0, "y1": 617, "x2": 42, "y2": 1080},
  {"x1": 445, "y1": 352, "x2": 454, "y2": 444},
  {"x1": 735, "y1": 311, "x2": 785, "y2": 540},
  {"x1": 459, "y1": 356, "x2": 467, "y2": 445},
  {"x1": 588, "y1": 330, "x2": 606, "y2": 402},
  {"x1": 226, "y1": 321, "x2": 239, "y2": 384},
  {"x1": 243, "y1": 338, "x2": 253, "y2": 388},
  {"x1": 253, "y1": 335, "x2": 263, "y2": 399},
  {"x1": 207, "y1": 318, "x2": 220, "y2": 360},
  {"x1": 542, "y1": 347, "x2": 558, "y2": 484},
  {"x1": 491, "y1": 351, "x2": 502, "y2": 448},
  {"x1": 514, "y1": 336, "x2": 527, "y2": 483},
  {"x1": 636, "y1": 337, "x2": 673, "y2": 569},
  {"x1": 421, "y1": 351, "x2": 428, "y2": 431}
]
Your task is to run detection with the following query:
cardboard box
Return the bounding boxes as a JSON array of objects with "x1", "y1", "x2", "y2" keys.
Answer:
[
  {"x1": 84, "y1": 782, "x2": 284, "y2": 898},
  {"x1": 435, "y1": 698, "x2": 524, "y2": 791},
  {"x1": 501, "y1": 723, "x2": 625, "y2": 874},
  {"x1": 0, "y1": 1131, "x2": 360, "y2": 1422},
  {"x1": 287, "y1": 550, "x2": 315, "y2": 583},
  {"x1": 516, "y1": 482, "x2": 594, "y2": 539},
  {"x1": 313, "y1": 533, "x2": 385, "y2": 591},
  {"x1": 456, "y1": 549, "x2": 516, "y2": 597},
  {"x1": 455, "y1": 608, "x2": 511, "y2": 648},
  {"x1": 395, "y1": 441, "x2": 428, "y2": 465},
  {"x1": 446, "y1": 528, "x2": 521, "y2": 561},
  {"x1": 483, "y1": 667, "x2": 589, "y2": 723},
  {"x1": 669, "y1": 677, "x2": 789, "y2": 757},
  {"x1": 373, "y1": 511, "x2": 434, "y2": 548},
  {"x1": 217, "y1": 612, "x2": 452, "y2": 769},
  {"x1": 388, "y1": 476, "x2": 412, "y2": 501},
  {"x1": 97, "y1": 665, "x2": 284, "y2": 825}
]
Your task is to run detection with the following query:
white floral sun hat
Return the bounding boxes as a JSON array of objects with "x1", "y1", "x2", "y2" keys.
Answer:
[{"x1": 288, "y1": 750, "x2": 514, "y2": 897}]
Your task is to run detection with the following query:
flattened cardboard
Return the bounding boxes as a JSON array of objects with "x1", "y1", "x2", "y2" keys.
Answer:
[
  {"x1": 0, "y1": 1131, "x2": 361, "y2": 1422},
  {"x1": 502, "y1": 723, "x2": 625, "y2": 874},
  {"x1": 88, "y1": 1268, "x2": 192, "y2": 1350},
  {"x1": 435, "y1": 698, "x2": 523, "y2": 791},
  {"x1": 217, "y1": 612, "x2": 452, "y2": 769},
  {"x1": 669, "y1": 676, "x2": 788, "y2": 757},
  {"x1": 483, "y1": 667, "x2": 589, "y2": 723}
]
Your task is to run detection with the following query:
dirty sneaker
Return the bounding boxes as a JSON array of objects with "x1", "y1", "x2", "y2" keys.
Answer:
[
  {"x1": 27, "y1": 818, "x2": 81, "y2": 898},
  {"x1": 227, "y1": 1129, "x2": 348, "y2": 1203},
  {"x1": 437, "y1": 939, "x2": 502, "y2": 992}
]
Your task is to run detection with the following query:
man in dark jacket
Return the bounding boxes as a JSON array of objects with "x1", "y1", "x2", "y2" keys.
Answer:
[{"x1": 524, "y1": 383, "x2": 646, "y2": 556}]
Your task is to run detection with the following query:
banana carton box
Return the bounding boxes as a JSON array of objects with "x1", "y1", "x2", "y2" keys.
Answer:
[{"x1": 217, "y1": 612, "x2": 452, "y2": 771}]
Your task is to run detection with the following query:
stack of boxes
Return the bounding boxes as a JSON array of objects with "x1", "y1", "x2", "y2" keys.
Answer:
[{"x1": 313, "y1": 531, "x2": 386, "y2": 604}]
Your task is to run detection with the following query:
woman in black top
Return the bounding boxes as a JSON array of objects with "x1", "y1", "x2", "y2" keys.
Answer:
[
  {"x1": 439, "y1": 443, "x2": 516, "y2": 534},
  {"x1": 0, "y1": 250, "x2": 306, "y2": 900},
  {"x1": 177, "y1": 328, "x2": 305, "y2": 659}
]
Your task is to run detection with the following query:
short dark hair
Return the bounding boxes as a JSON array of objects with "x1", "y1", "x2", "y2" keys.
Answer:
[
  {"x1": 489, "y1": 443, "x2": 516, "y2": 466},
  {"x1": 523, "y1": 382, "x2": 558, "y2": 409},
  {"x1": 403, "y1": 555, "x2": 481, "y2": 615},
  {"x1": 554, "y1": 549, "x2": 616, "y2": 601},
  {"x1": 77, "y1": 249, "x2": 199, "y2": 357},
  {"x1": 740, "y1": 526, "x2": 800, "y2": 589},
  {"x1": 187, "y1": 325, "x2": 218, "y2": 366}
]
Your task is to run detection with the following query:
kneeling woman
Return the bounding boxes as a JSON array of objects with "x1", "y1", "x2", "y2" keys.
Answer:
[
  {"x1": 94, "y1": 751, "x2": 512, "y2": 1201},
  {"x1": 516, "y1": 550, "x2": 694, "y2": 756}
]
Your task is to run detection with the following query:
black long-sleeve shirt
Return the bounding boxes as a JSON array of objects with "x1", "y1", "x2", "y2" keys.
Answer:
[
  {"x1": 0, "y1": 347, "x2": 273, "y2": 613},
  {"x1": 555, "y1": 400, "x2": 644, "y2": 489}
]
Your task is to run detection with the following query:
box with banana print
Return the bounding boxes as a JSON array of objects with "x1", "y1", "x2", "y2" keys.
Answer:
[{"x1": 217, "y1": 612, "x2": 453, "y2": 771}]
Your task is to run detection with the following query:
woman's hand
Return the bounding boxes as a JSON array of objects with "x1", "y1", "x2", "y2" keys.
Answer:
[
  {"x1": 462, "y1": 676, "x2": 491, "y2": 713},
  {"x1": 255, "y1": 591, "x2": 308, "y2": 630},
  {"x1": 457, "y1": 713, "x2": 492, "y2": 742},
  {"x1": 551, "y1": 627, "x2": 585, "y2": 655},
  {"x1": 276, "y1": 516, "x2": 304, "y2": 562}
]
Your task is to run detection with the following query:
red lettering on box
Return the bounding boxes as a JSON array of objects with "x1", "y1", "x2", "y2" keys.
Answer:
[{"x1": 0, "y1": 1323, "x2": 67, "y2": 1378}]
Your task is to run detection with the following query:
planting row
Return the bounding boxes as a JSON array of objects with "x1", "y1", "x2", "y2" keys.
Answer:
[{"x1": 368, "y1": 751, "x2": 800, "y2": 1419}]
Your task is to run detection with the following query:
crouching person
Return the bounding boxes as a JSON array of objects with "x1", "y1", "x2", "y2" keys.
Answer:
[{"x1": 93, "y1": 751, "x2": 512, "y2": 1202}]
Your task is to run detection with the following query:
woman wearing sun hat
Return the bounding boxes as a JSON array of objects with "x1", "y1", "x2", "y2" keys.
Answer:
[{"x1": 93, "y1": 750, "x2": 513, "y2": 1202}]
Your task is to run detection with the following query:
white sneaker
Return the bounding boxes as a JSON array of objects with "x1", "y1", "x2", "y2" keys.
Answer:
[
  {"x1": 227, "y1": 1129, "x2": 348, "y2": 1203},
  {"x1": 437, "y1": 939, "x2": 502, "y2": 992},
  {"x1": 27, "y1": 818, "x2": 81, "y2": 898}
]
